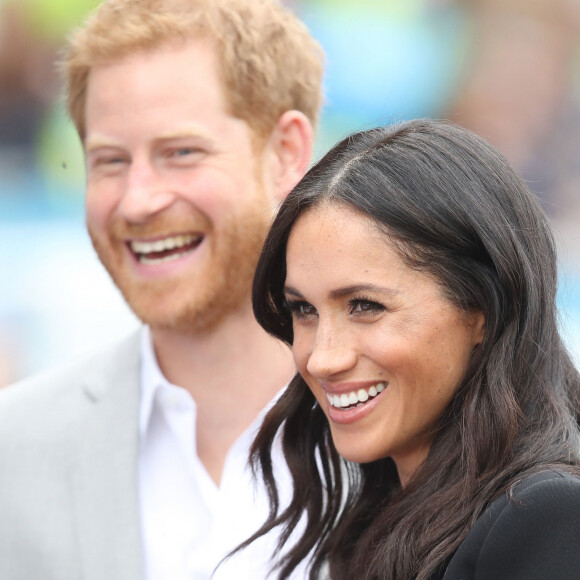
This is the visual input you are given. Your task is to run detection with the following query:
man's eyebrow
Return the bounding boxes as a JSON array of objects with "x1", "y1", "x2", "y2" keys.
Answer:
[
  {"x1": 85, "y1": 127, "x2": 212, "y2": 152},
  {"x1": 85, "y1": 136, "x2": 121, "y2": 152},
  {"x1": 155, "y1": 129, "x2": 210, "y2": 141}
]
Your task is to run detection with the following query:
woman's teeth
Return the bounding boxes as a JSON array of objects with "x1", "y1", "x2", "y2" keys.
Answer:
[{"x1": 327, "y1": 382, "x2": 386, "y2": 409}]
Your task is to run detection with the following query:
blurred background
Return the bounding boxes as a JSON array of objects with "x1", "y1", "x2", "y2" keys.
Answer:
[{"x1": 1, "y1": 0, "x2": 579, "y2": 385}]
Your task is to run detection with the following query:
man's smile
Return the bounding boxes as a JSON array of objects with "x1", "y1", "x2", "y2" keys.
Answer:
[{"x1": 128, "y1": 234, "x2": 203, "y2": 264}]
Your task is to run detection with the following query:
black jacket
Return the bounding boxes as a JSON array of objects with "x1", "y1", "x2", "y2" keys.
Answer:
[{"x1": 433, "y1": 470, "x2": 580, "y2": 580}]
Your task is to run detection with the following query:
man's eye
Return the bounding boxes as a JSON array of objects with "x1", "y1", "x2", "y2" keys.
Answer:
[
  {"x1": 169, "y1": 147, "x2": 202, "y2": 159},
  {"x1": 165, "y1": 147, "x2": 206, "y2": 165},
  {"x1": 89, "y1": 155, "x2": 128, "y2": 172}
]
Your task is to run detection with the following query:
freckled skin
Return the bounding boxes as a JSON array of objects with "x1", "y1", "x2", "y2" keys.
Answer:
[{"x1": 285, "y1": 204, "x2": 485, "y2": 484}]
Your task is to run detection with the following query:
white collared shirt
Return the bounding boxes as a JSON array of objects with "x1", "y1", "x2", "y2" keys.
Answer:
[{"x1": 138, "y1": 327, "x2": 307, "y2": 580}]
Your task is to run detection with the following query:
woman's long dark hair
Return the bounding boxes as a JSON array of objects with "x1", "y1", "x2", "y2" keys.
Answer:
[{"x1": 246, "y1": 119, "x2": 580, "y2": 579}]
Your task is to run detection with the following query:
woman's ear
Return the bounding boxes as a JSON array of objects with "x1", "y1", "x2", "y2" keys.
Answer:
[
  {"x1": 471, "y1": 311, "x2": 486, "y2": 348},
  {"x1": 267, "y1": 110, "x2": 314, "y2": 203}
]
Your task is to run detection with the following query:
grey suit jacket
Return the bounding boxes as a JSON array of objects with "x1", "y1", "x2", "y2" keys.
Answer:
[{"x1": 0, "y1": 332, "x2": 144, "y2": 580}]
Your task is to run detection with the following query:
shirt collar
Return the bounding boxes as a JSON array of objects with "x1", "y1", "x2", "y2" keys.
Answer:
[
  {"x1": 138, "y1": 325, "x2": 291, "y2": 444},
  {"x1": 139, "y1": 325, "x2": 176, "y2": 437}
]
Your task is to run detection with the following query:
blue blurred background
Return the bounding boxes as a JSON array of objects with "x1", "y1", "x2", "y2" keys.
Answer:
[{"x1": 1, "y1": 0, "x2": 579, "y2": 385}]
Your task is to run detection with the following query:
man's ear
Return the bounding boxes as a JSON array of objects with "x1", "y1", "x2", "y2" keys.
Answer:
[{"x1": 267, "y1": 110, "x2": 314, "y2": 202}]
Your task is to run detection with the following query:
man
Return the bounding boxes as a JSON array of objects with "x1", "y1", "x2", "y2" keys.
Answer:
[{"x1": 0, "y1": 1, "x2": 323, "y2": 578}]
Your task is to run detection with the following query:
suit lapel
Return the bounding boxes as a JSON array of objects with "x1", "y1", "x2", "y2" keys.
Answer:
[{"x1": 71, "y1": 333, "x2": 144, "y2": 580}]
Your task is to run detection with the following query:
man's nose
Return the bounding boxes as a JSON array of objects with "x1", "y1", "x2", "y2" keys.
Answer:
[
  {"x1": 305, "y1": 324, "x2": 357, "y2": 379},
  {"x1": 117, "y1": 160, "x2": 177, "y2": 223}
]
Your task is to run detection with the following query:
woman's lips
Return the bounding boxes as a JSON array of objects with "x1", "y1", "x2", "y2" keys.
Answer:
[
  {"x1": 326, "y1": 381, "x2": 386, "y2": 410},
  {"x1": 324, "y1": 382, "x2": 388, "y2": 425}
]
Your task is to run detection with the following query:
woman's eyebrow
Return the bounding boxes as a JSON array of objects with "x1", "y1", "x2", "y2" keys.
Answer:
[
  {"x1": 283, "y1": 284, "x2": 400, "y2": 300},
  {"x1": 328, "y1": 284, "x2": 400, "y2": 299},
  {"x1": 283, "y1": 286, "x2": 304, "y2": 298}
]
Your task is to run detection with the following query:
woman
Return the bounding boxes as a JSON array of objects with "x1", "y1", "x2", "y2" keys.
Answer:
[{"x1": 246, "y1": 119, "x2": 580, "y2": 579}]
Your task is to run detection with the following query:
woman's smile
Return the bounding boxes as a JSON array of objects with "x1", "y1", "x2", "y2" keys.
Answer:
[
  {"x1": 284, "y1": 203, "x2": 484, "y2": 477},
  {"x1": 325, "y1": 381, "x2": 387, "y2": 410}
]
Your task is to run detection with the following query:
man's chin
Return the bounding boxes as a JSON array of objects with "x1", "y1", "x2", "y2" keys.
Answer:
[
  {"x1": 124, "y1": 293, "x2": 245, "y2": 336},
  {"x1": 140, "y1": 312, "x2": 223, "y2": 336}
]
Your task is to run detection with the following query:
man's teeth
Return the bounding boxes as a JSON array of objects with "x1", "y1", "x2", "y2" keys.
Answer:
[
  {"x1": 139, "y1": 252, "x2": 186, "y2": 265},
  {"x1": 130, "y1": 234, "x2": 198, "y2": 254},
  {"x1": 129, "y1": 234, "x2": 201, "y2": 264},
  {"x1": 327, "y1": 382, "x2": 386, "y2": 409}
]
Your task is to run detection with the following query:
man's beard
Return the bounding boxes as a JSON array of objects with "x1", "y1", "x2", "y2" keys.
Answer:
[{"x1": 88, "y1": 203, "x2": 272, "y2": 336}]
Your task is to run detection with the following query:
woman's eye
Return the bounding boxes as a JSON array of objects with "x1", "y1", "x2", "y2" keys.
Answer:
[
  {"x1": 285, "y1": 299, "x2": 318, "y2": 320},
  {"x1": 349, "y1": 299, "x2": 385, "y2": 315}
]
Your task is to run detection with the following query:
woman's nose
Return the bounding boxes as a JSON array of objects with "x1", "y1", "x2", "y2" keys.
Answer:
[{"x1": 305, "y1": 325, "x2": 357, "y2": 379}]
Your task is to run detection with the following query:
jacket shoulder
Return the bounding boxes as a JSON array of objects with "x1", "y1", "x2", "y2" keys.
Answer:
[
  {"x1": 444, "y1": 470, "x2": 580, "y2": 580},
  {"x1": 0, "y1": 331, "x2": 144, "y2": 580},
  {"x1": 0, "y1": 331, "x2": 142, "y2": 431}
]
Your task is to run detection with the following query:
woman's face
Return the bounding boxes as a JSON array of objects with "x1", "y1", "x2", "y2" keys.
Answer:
[{"x1": 284, "y1": 203, "x2": 484, "y2": 484}]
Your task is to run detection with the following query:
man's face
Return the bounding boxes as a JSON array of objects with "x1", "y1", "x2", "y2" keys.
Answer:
[{"x1": 84, "y1": 40, "x2": 279, "y2": 333}]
